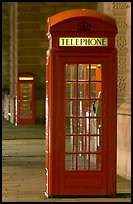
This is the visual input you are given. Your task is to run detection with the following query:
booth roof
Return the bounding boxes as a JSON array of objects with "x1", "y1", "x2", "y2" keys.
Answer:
[{"x1": 47, "y1": 9, "x2": 117, "y2": 33}]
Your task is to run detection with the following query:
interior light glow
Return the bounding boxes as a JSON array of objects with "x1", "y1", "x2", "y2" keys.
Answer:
[{"x1": 19, "y1": 77, "x2": 34, "y2": 80}]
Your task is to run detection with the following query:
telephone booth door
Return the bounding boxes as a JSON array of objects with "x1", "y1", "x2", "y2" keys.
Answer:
[
  {"x1": 45, "y1": 9, "x2": 117, "y2": 197},
  {"x1": 17, "y1": 73, "x2": 35, "y2": 125}
]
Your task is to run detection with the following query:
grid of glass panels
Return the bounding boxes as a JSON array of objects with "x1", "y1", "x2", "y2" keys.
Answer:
[
  {"x1": 65, "y1": 64, "x2": 102, "y2": 171},
  {"x1": 20, "y1": 83, "x2": 32, "y2": 118}
]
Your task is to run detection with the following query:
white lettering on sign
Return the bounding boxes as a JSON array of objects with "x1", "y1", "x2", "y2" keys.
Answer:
[{"x1": 59, "y1": 37, "x2": 108, "y2": 46}]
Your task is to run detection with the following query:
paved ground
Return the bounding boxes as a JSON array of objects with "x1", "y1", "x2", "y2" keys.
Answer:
[
  {"x1": 2, "y1": 118, "x2": 45, "y2": 139},
  {"x1": 2, "y1": 118, "x2": 131, "y2": 202}
]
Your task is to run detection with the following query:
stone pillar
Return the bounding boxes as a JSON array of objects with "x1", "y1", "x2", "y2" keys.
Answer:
[
  {"x1": 2, "y1": 2, "x2": 10, "y2": 121},
  {"x1": 125, "y1": 4, "x2": 131, "y2": 104},
  {"x1": 97, "y1": 2, "x2": 131, "y2": 180},
  {"x1": 10, "y1": 2, "x2": 18, "y2": 96},
  {"x1": 98, "y1": 2, "x2": 131, "y2": 107},
  {"x1": 112, "y1": 2, "x2": 131, "y2": 180},
  {"x1": 9, "y1": 2, "x2": 18, "y2": 124},
  {"x1": 4, "y1": 95, "x2": 10, "y2": 121},
  {"x1": 9, "y1": 96, "x2": 16, "y2": 124},
  {"x1": 2, "y1": 2, "x2": 10, "y2": 93}
]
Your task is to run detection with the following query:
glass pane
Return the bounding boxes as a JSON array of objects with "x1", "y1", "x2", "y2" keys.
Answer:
[
  {"x1": 21, "y1": 83, "x2": 32, "y2": 90},
  {"x1": 78, "y1": 64, "x2": 89, "y2": 81},
  {"x1": 78, "y1": 100, "x2": 90, "y2": 116},
  {"x1": 21, "y1": 101, "x2": 31, "y2": 109},
  {"x1": 65, "y1": 136, "x2": 76, "y2": 152},
  {"x1": 97, "y1": 119, "x2": 102, "y2": 134},
  {"x1": 90, "y1": 100, "x2": 97, "y2": 116},
  {"x1": 66, "y1": 64, "x2": 77, "y2": 81},
  {"x1": 97, "y1": 135, "x2": 101, "y2": 147},
  {"x1": 90, "y1": 118, "x2": 97, "y2": 134},
  {"x1": 90, "y1": 83, "x2": 96, "y2": 98},
  {"x1": 65, "y1": 63, "x2": 103, "y2": 172},
  {"x1": 66, "y1": 82, "x2": 76, "y2": 98},
  {"x1": 65, "y1": 154, "x2": 76, "y2": 170},
  {"x1": 86, "y1": 117, "x2": 90, "y2": 134},
  {"x1": 90, "y1": 99, "x2": 102, "y2": 117},
  {"x1": 90, "y1": 154, "x2": 101, "y2": 170},
  {"x1": 66, "y1": 118, "x2": 76, "y2": 134},
  {"x1": 90, "y1": 82, "x2": 102, "y2": 98},
  {"x1": 90, "y1": 118, "x2": 102, "y2": 135},
  {"x1": 97, "y1": 121, "x2": 102, "y2": 147},
  {"x1": 66, "y1": 100, "x2": 77, "y2": 116},
  {"x1": 78, "y1": 136, "x2": 89, "y2": 152},
  {"x1": 90, "y1": 136, "x2": 99, "y2": 152},
  {"x1": 90, "y1": 154, "x2": 96, "y2": 170},
  {"x1": 78, "y1": 118, "x2": 88, "y2": 134},
  {"x1": 78, "y1": 154, "x2": 89, "y2": 170},
  {"x1": 90, "y1": 64, "x2": 102, "y2": 81},
  {"x1": 90, "y1": 65, "x2": 96, "y2": 81},
  {"x1": 20, "y1": 110, "x2": 32, "y2": 118},
  {"x1": 78, "y1": 82, "x2": 89, "y2": 98},
  {"x1": 96, "y1": 99, "x2": 102, "y2": 116},
  {"x1": 20, "y1": 83, "x2": 32, "y2": 119}
]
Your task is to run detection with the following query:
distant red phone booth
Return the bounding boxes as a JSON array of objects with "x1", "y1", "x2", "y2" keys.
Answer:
[
  {"x1": 17, "y1": 73, "x2": 35, "y2": 125},
  {"x1": 45, "y1": 9, "x2": 117, "y2": 197}
]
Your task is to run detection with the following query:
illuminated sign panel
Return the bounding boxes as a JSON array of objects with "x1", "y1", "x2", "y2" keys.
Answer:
[
  {"x1": 19, "y1": 77, "x2": 34, "y2": 80},
  {"x1": 59, "y1": 37, "x2": 108, "y2": 47}
]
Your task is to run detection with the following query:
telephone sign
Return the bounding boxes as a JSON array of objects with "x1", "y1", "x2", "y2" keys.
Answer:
[{"x1": 59, "y1": 37, "x2": 108, "y2": 46}]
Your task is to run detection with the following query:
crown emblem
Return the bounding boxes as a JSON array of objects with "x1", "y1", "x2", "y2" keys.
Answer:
[{"x1": 77, "y1": 21, "x2": 91, "y2": 32}]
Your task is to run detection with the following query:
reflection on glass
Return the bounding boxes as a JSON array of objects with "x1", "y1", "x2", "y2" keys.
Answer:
[
  {"x1": 66, "y1": 118, "x2": 76, "y2": 134},
  {"x1": 90, "y1": 118, "x2": 102, "y2": 135},
  {"x1": 90, "y1": 96, "x2": 102, "y2": 117},
  {"x1": 66, "y1": 83, "x2": 76, "y2": 98},
  {"x1": 96, "y1": 100, "x2": 102, "y2": 116},
  {"x1": 90, "y1": 64, "x2": 102, "y2": 81},
  {"x1": 20, "y1": 83, "x2": 32, "y2": 119},
  {"x1": 78, "y1": 64, "x2": 89, "y2": 81},
  {"x1": 90, "y1": 154, "x2": 101, "y2": 170},
  {"x1": 78, "y1": 82, "x2": 89, "y2": 98},
  {"x1": 90, "y1": 136, "x2": 98, "y2": 152},
  {"x1": 86, "y1": 116, "x2": 89, "y2": 134},
  {"x1": 21, "y1": 83, "x2": 32, "y2": 89},
  {"x1": 66, "y1": 64, "x2": 77, "y2": 81},
  {"x1": 78, "y1": 118, "x2": 87, "y2": 134},
  {"x1": 66, "y1": 100, "x2": 77, "y2": 116},
  {"x1": 90, "y1": 154, "x2": 96, "y2": 170},
  {"x1": 90, "y1": 83, "x2": 96, "y2": 98},
  {"x1": 65, "y1": 136, "x2": 76, "y2": 152},
  {"x1": 97, "y1": 122, "x2": 102, "y2": 146},
  {"x1": 91, "y1": 66, "x2": 96, "y2": 81},
  {"x1": 65, "y1": 63, "x2": 102, "y2": 171},
  {"x1": 65, "y1": 154, "x2": 76, "y2": 170},
  {"x1": 78, "y1": 100, "x2": 90, "y2": 116},
  {"x1": 90, "y1": 118, "x2": 97, "y2": 134},
  {"x1": 20, "y1": 110, "x2": 32, "y2": 118},
  {"x1": 78, "y1": 136, "x2": 89, "y2": 152},
  {"x1": 90, "y1": 82, "x2": 102, "y2": 98},
  {"x1": 78, "y1": 154, "x2": 89, "y2": 170},
  {"x1": 90, "y1": 100, "x2": 97, "y2": 116}
]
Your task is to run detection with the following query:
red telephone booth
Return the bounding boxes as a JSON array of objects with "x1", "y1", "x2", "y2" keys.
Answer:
[
  {"x1": 17, "y1": 73, "x2": 35, "y2": 125},
  {"x1": 45, "y1": 9, "x2": 117, "y2": 197}
]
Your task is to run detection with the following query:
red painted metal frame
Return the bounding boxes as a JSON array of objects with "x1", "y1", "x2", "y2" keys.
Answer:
[{"x1": 45, "y1": 9, "x2": 117, "y2": 197}]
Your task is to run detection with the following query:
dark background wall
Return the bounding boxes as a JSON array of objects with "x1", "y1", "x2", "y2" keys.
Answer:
[
  {"x1": 2, "y1": 2, "x2": 10, "y2": 96},
  {"x1": 2, "y1": 2, "x2": 98, "y2": 123}
]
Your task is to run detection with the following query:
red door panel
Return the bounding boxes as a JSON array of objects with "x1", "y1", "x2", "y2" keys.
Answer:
[{"x1": 45, "y1": 53, "x2": 117, "y2": 196}]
